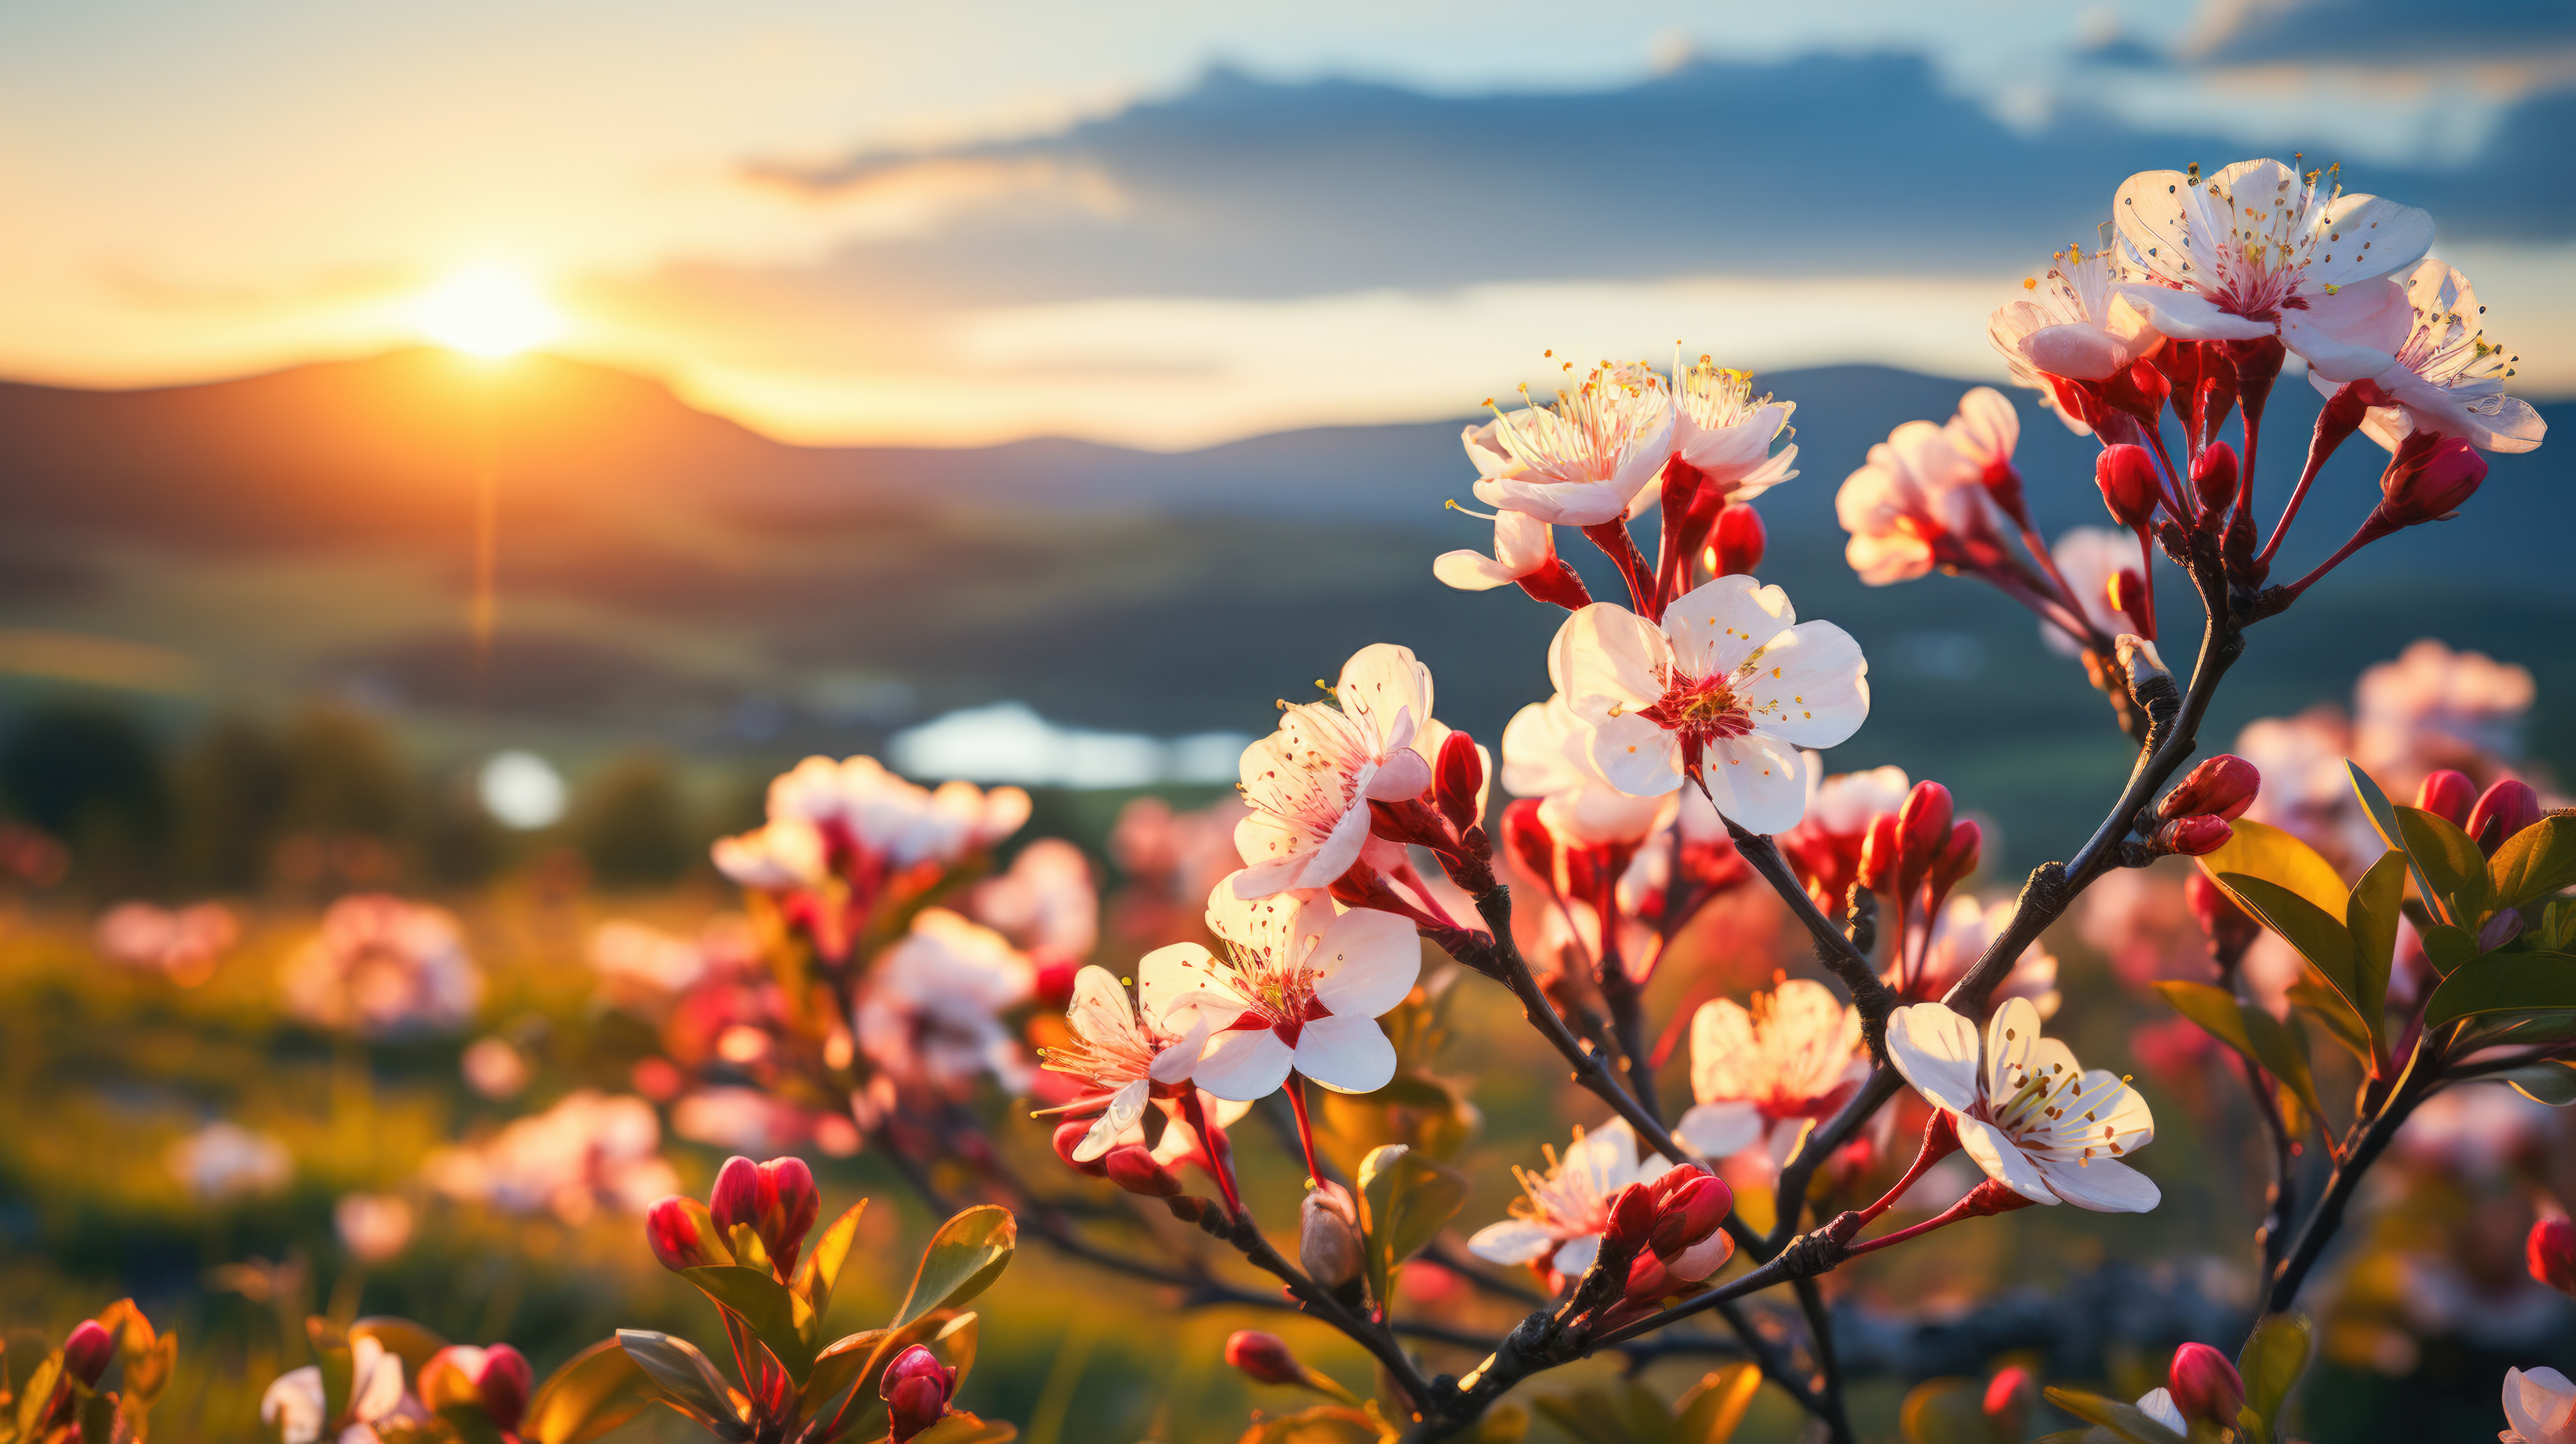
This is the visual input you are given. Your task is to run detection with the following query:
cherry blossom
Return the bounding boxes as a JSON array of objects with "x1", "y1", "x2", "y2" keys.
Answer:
[
  {"x1": 2112, "y1": 158, "x2": 2431, "y2": 382},
  {"x1": 1670, "y1": 360, "x2": 1799, "y2": 503},
  {"x1": 1836, "y1": 408, "x2": 2016, "y2": 586},
  {"x1": 1138, "y1": 880, "x2": 1420, "y2": 1100},
  {"x1": 1777, "y1": 762, "x2": 1911, "y2": 905},
  {"x1": 280, "y1": 895, "x2": 482, "y2": 1036},
  {"x1": 2321, "y1": 260, "x2": 2545, "y2": 455},
  {"x1": 712, "y1": 755, "x2": 1031, "y2": 890},
  {"x1": 168, "y1": 1121, "x2": 292, "y2": 1202},
  {"x1": 420, "y1": 1091, "x2": 678, "y2": 1225},
  {"x1": 1474, "y1": 361, "x2": 1675, "y2": 527},
  {"x1": 1501, "y1": 694, "x2": 1677, "y2": 848},
  {"x1": 1673, "y1": 980, "x2": 1867, "y2": 1166},
  {"x1": 973, "y1": 837, "x2": 1101, "y2": 957},
  {"x1": 94, "y1": 900, "x2": 236, "y2": 982},
  {"x1": 262, "y1": 1334, "x2": 406, "y2": 1444},
  {"x1": 2352, "y1": 638, "x2": 2534, "y2": 785},
  {"x1": 1908, "y1": 895, "x2": 2062, "y2": 1018},
  {"x1": 1989, "y1": 242, "x2": 2163, "y2": 425},
  {"x1": 1887, "y1": 997, "x2": 2160, "y2": 1211},
  {"x1": 1434, "y1": 506, "x2": 1563, "y2": 592},
  {"x1": 1466, "y1": 1119, "x2": 1667, "y2": 1284},
  {"x1": 2502, "y1": 1366, "x2": 2576, "y2": 1444},
  {"x1": 2042, "y1": 527, "x2": 2148, "y2": 656},
  {"x1": 1233, "y1": 644, "x2": 1442, "y2": 898},
  {"x1": 1547, "y1": 575, "x2": 1868, "y2": 831},
  {"x1": 854, "y1": 909, "x2": 1036, "y2": 1094},
  {"x1": 1041, "y1": 964, "x2": 1211, "y2": 1161}
]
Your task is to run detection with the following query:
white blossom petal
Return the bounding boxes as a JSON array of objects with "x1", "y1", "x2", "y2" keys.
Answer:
[
  {"x1": 1955, "y1": 1114, "x2": 2058, "y2": 1203},
  {"x1": 1293, "y1": 1014, "x2": 1398, "y2": 1095},
  {"x1": 1466, "y1": 1219, "x2": 1553, "y2": 1265},
  {"x1": 1190, "y1": 1028, "x2": 1296, "y2": 1102},
  {"x1": 1307, "y1": 908, "x2": 1423, "y2": 1020},
  {"x1": 1885, "y1": 1003, "x2": 1982, "y2": 1113}
]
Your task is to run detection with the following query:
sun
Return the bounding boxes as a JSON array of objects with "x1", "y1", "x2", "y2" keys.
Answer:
[{"x1": 416, "y1": 267, "x2": 560, "y2": 357}]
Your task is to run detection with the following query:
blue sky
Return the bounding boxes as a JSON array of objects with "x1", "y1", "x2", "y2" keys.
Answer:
[{"x1": 4, "y1": 0, "x2": 2568, "y2": 444}]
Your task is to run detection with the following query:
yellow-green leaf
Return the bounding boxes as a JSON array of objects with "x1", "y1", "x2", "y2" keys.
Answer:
[
  {"x1": 683, "y1": 1265, "x2": 817, "y2": 1383},
  {"x1": 1356, "y1": 1145, "x2": 1471, "y2": 1312},
  {"x1": 2220, "y1": 874, "x2": 2360, "y2": 1013},
  {"x1": 793, "y1": 1200, "x2": 868, "y2": 1318},
  {"x1": 2240, "y1": 1006, "x2": 2326, "y2": 1135},
  {"x1": 2284, "y1": 979, "x2": 2373, "y2": 1066},
  {"x1": 909, "y1": 1414, "x2": 1017, "y2": 1444},
  {"x1": 2236, "y1": 1313, "x2": 2311, "y2": 1435},
  {"x1": 522, "y1": 1339, "x2": 650, "y2": 1444},
  {"x1": 2423, "y1": 953, "x2": 2576, "y2": 1031},
  {"x1": 2492, "y1": 816, "x2": 2576, "y2": 912},
  {"x1": 2350, "y1": 763, "x2": 2443, "y2": 927},
  {"x1": 2499, "y1": 1060, "x2": 2576, "y2": 1105},
  {"x1": 1675, "y1": 1364, "x2": 1762, "y2": 1444},
  {"x1": 797, "y1": 1328, "x2": 883, "y2": 1422},
  {"x1": 2154, "y1": 981, "x2": 2256, "y2": 1058},
  {"x1": 892, "y1": 1206, "x2": 1016, "y2": 1330},
  {"x1": 2396, "y1": 805, "x2": 2489, "y2": 927},
  {"x1": 1237, "y1": 1404, "x2": 1386, "y2": 1444},
  {"x1": 2421, "y1": 923, "x2": 2479, "y2": 976},
  {"x1": 2200, "y1": 819, "x2": 2347, "y2": 918},
  {"x1": 2042, "y1": 1386, "x2": 2186, "y2": 1444},
  {"x1": 615, "y1": 1330, "x2": 749, "y2": 1442}
]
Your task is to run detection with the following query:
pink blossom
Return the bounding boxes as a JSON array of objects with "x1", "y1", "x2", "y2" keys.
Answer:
[
  {"x1": 280, "y1": 895, "x2": 482, "y2": 1036},
  {"x1": 853, "y1": 909, "x2": 1035, "y2": 1095},
  {"x1": 1233, "y1": 644, "x2": 1441, "y2": 898},
  {"x1": 2317, "y1": 258, "x2": 2545, "y2": 455},
  {"x1": 421, "y1": 1091, "x2": 676, "y2": 1225},
  {"x1": 1673, "y1": 980, "x2": 1867, "y2": 1170},
  {"x1": 972, "y1": 837, "x2": 1100, "y2": 957},
  {"x1": 1473, "y1": 362, "x2": 1675, "y2": 527}
]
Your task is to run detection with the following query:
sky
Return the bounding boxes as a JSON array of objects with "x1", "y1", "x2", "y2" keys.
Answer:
[{"x1": 6, "y1": 0, "x2": 2573, "y2": 448}]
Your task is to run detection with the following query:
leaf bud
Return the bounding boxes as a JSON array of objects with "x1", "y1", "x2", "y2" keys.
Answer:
[
  {"x1": 643, "y1": 1196, "x2": 728, "y2": 1273},
  {"x1": 2095, "y1": 444, "x2": 2161, "y2": 529},
  {"x1": 1223, "y1": 1331, "x2": 1304, "y2": 1387},
  {"x1": 2158, "y1": 754, "x2": 2260, "y2": 822},
  {"x1": 1102, "y1": 1145, "x2": 1184, "y2": 1198},
  {"x1": 2166, "y1": 1341, "x2": 2245, "y2": 1427},
  {"x1": 2528, "y1": 1217, "x2": 2576, "y2": 1297},
  {"x1": 2190, "y1": 441, "x2": 2239, "y2": 517},
  {"x1": 2151, "y1": 815, "x2": 2233, "y2": 856},
  {"x1": 880, "y1": 1344, "x2": 958, "y2": 1443},
  {"x1": 1435, "y1": 730, "x2": 1485, "y2": 833},
  {"x1": 2414, "y1": 769, "x2": 2478, "y2": 828},
  {"x1": 1299, "y1": 1183, "x2": 1365, "y2": 1289},
  {"x1": 2467, "y1": 778, "x2": 2542, "y2": 856},
  {"x1": 61, "y1": 1320, "x2": 115, "y2": 1388},
  {"x1": 1707, "y1": 503, "x2": 1766, "y2": 579}
]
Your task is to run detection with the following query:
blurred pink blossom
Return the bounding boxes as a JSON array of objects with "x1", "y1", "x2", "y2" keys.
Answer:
[
  {"x1": 94, "y1": 900, "x2": 238, "y2": 983},
  {"x1": 421, "y1": 1091, "x2": 676, "y2": 1225},
  {"x1": 281, "y1": 895, "x2": 482, "y2": 1036}
]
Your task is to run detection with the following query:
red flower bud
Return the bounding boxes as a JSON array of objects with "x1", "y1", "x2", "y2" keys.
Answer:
[
  {"x1": 2466, "y1": 779, "x2": 2542, "y2": 856},
  {"x1": 420, "y1": 1344, "x2": 533, "y2": 1434},
  {"x1": 2153, "y1": 815, "x2": 2233, "y2": 856},
  {"x1": 1435, "y1": 730, "x2": 1485, "y2": 833},
  {"x1": 1857, "y1": 813, "x2": 1903, "y2": 894},
  {"x1": 2106, "y1": 566, "x2": 2154, "y2": 638},
  {"x1": 1501, "y1": 798, "x2": 1556, "y2": 895},
  {"x1": 61, "y1": 1320, "x2": 115, "y2": 1388},
  {"x1": 1929, "y1": 821, "x2": 1982, "y2": 897},
  {"x1": 1622, "y1": 1249, "x2": 1675, "y2": 1303},
  {"x1": 1033, "y1": 957, "x2": 1080, "y2": 1010},
  {"x1": 2167, "y1": 1341, "x2": 2245, "y2": 1427},
  {"x1": 2529, "y1": 1217, "x2": 2576, "y2": 1296},
  {"x1": 2186, "y1": 871, "x2": 2260, "y2": 956},
  {"x1": 1102, "y1": 1145, "x2": 1184, "y2": 1198},
  {"x1": 2160, "y1": 754, "x2": 2260, "y2": 822},
  {"x1": 2378, "y1": 432, "x2": 2485, "y2": 526},
  {"x1": 1895, "y1": 782, "x2": 1954, "y2": 891},
  {"x1": 645, "y1": 1196, "x2": 728, "y2": 1273},
  {"x1": 1983, "y1": 1366, "x2": 2037, "y2": 1434},
  {"x1": 1648, "y1": 1171, "x2": 1734, "y2": 1262},
  {"x1": 1602, "y1": 1181, "x2": 1657, "y2": 1252},
  {"x1": 1052, "y1": 1120, "x2": 1110, "y2": 1177},
  {"x1": 2414, "y1": 769, "x2": 2478, "y2": 828},
  {"x1": 709, "y1": 1155, "x2": 820, "y2": 1278},
  {"x1": 1223, "y1": 1331, "x2": 1304, "y2": 1386},
  {"x1": 2190, "y1": 441, "x2": 2239, "y2": 517},
  {"x1": 880, "y1": 1344, "x2": 957, "y2": 1443},
  {"x1": 1707, "y1": 503, "x2": 1766, "y2": 578},
  {"x1": 2096, "y1": 444, "x2": 2161, "y2": 529}
]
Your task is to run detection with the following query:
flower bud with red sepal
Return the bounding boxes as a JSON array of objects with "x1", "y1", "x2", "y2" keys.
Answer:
[
  {"x1": 1706, "y1": 503, "x2": 1766, "y2": 579},
  {"x1": 2528, "y1": 1217, "x2": 2576, "y2": 1296},
  {"x1": 420, "y1": 1344, "x2": 534, "y2": 1435},
  {"x1": 1929, "y1": 821, "x2": 1982, "y2": 901},
  {"x1": 1895, "y1": 782, "x2": 1954, "y2": 893},
  {"x1": 1102, "y1": 1145, "x2": 1185, "y2": 1198},
  {"x1": 1601, "y1": 1181, "x2": 1657, "y2": 1253},
  {"x1": 2190, "y1": 442, "x2": 2239, "y2": 520},
  {"x1": 709, "y1": 1155, "x2": 820, "y2": 1279},
  {"x1": 2186, "y1": 871, "x2": 2260, "y2": 957},
  {"x1": 1645, "y1": 1166, "x2": 1736, "y2": 1281},
  {"x1": 61, "y1": 1321, "x2": 114, "y2": 1388},
  {"x1": 1435, "y1": 730, "x2": 1485, "y2": 834},
  {"x1": 645, "y1": 1196, "x2": 730, "y2": 1273},
  {"x1": 1224, "y1": 1331, "x2": 1303, "y2": 1387},
  {"x1": 880, "y1": 1345, "x2": 958, "y2": 1443},
  {"x1": 2378, "y1": 432, "x2": 2486, "y2": 527},
  {"x1": 1501, "y1": 799, "x2": 1556, "y2": 896},
  {"x1": 2167, "y1": 1342, "x2": 2245, "y2": 1428},
  {"x1": 1857, "y1": 813, "x2": 1902, "y2": 895},
  {"x1": 2159, "y1": 754, "x2": 2259, "y2": 823},
  {"x1": 1052, "y1": 1120, "x2": 1111, "y2": 1178},
  {"x1": 2415, "y1": 769, "x2": 2478, "y2": 828},
  {"x1": 2467, "y1": 779, "x2": 2542, "y2": 856},
  {"x1": 2096, "y1": 445, "x2": 2161, "y2": 529},
  {"x1": 2152, "y1": 816, "x2": 2233, "y2": 857}
]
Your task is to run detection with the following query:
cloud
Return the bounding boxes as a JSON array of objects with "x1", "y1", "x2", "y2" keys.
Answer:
[{"x1": 2181, "y1": 0, "x2": 2576, "y2": 66}]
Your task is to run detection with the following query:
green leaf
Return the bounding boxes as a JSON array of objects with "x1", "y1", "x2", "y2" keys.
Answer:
[
  {"x1": 1356, "y1": 1145, "x2": 1472, "y2": 1312},
  {"x1": 2239, "y1": 1007, "x2": 2326, "y2": 1132},
  {"x1": 1532, "y1": 1380, "x2": 1673, "y2": 1443},
  {"x1": 892, "y1": 1206, "x2": 1017, "y2": 1331},
  {"x1": 2200, "y1": 819, "x2": 2348, "y2": 918},
  {"x1": 522, "y1": 1338, "x2": 651, "y2": 1444},
  {"x1": 2153, "y1": 982, "x2": 2256, "y2": 1058},
  {"x1": 683, "y1": 1265, "x2": 819, "y2": 1383},
  {"x1": 1674, "y1": 1364, "x2": 1762, "y2": 1444},
  {"x1": 796, "y1": 1328, "x2": 883, "y2": 1422},
  {"x1": 2221, "y1": 875, "x2": 2360, "y2": 1013},
  {"x1": 2423, "y1": 953, "x2": 2576, "y2": 1031},
  {"x1": 614, "y1": 1330, "x2": 750, "y2": 1442},
  {"x1": 793, "y1": 1199, "x2": 868, "y2": 1318},
  {"x1": 824, "y1": 1311, "x2": 968, "y2": 1444},
  {"x1": 2345, "y1": 851, "x2": 2406, "y2": 1054},
  {"x1": 15, "y1": 1356, "x2": 61, "y2": 1440},
  {"x1": 1894, "y1": 1377, "x2": 1986, "y2": 1444},
  {"x1": 908, "y1": 1415, "x2": 1018, "y2": 1444},
  {"x1": 2492, "y1": 816, "x2": 2576, "y2": 912},
  {"x1": 2236, "y1": 1314, "x2": 2311, "y2": 1435},
  {"x1": 2041, "y1": 1387, "x2": 2186, "y2": 1444},
  {"x1": 2396, "y1": 806, "x2": 2489, "y2": 927},
  {"x1": 2499, "y1": 1060, "x2": 2576, "y2": 1105},
  {"x1": 1238, "y1": 1404, "x2": 1386, "y2": 1444},
  {"x1": 2350, "y1": 763, "x2": 2444, "y2": 926},
  {"x1": 2284, "y1": 979, "x2": 2373, "y2": 1066},
  {"x1": 2421, "y1": 923, "x2": 2479, "y2": 976},
  {"x1": 926, "y1": 1311, "x2": 978, "y2": 1386}
]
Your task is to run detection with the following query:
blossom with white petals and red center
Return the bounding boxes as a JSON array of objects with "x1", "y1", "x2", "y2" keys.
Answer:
[
  {"x1": 1670, "y1": 360, "x2": 1799, "y2": 503},
  {"x1": 1887, "y1": 997, "x2": 2160, "y2": 1211},
  {"x1": 1989, "y1": 244, "x2": 2164, "y2": 435},
  {"x1": 1549, "y1": 576, "x2": 1867, "y2": 832},
  {"x1": 1040, "y1": 964, "x2": 1212, "y2": 1162},
  {"x1": 1501, "y1": 694, "x2": 1677, "y2": 849},
  {"x1": 1434, "y1": 507, "x2": 1565, "y2": 592},
  {"x1": 1905, "y1": 895, "x2": 2062, "y2": 1018},
  {"x1": 853, "y1": 910, "x2": 1035, "y2": 1096},
  {"x1": 2315, "y1": 258, "x2": 2546, "y2": 455},
  {"x1": 2112, "y1": 158, "x2": 2431, "y2": 382},
  {"x1": 1136, "y1": 879, "x2": 1420, "y2": 1100},
  {"x1": 1674, "y1": 980, "x2": 1867, "y2": 1167},
  {"x1": 1466, "y1": 1119, "x2": 1668, "y2": 1284},
  {"x1": 1233, "y1": 644, "x2": 1442, "y2": 898},
  {"x1": 1473, "y1": 361, "x2": 1676, "y2": 527},
  {"x1": 1836, "y1": 408, "x2": 2017, "y2": 586}
]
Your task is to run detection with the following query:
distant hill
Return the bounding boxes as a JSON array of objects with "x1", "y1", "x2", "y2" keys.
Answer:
[{"x1": 0, "y1": 349, "x2": 2567, "y2": 869}]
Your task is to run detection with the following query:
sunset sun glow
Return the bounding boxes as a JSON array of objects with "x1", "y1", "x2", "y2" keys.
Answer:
[{"x1": 416, "y1": 268, "x2": 560, "y2": 357}]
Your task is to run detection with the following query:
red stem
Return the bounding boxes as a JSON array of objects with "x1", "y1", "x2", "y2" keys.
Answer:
[
  {"x1": 1582, "y1": 518, "x2": 1660, "y2": 619},
  {"x1": 1180, "y1": 1089, "x2": 1247, "y2": 1219},
  {"x1": 1284, "y1": 1072, "x2": 1326, "y2": 1189}
]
